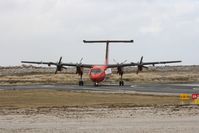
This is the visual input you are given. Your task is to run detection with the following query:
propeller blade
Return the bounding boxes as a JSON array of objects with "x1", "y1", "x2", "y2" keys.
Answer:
[
  {"x1": 62, "y1": 66, "x2": 67, "y2": 69},
  {"x1": 58, "y1": 57, "x2": 62, "y2": 64},
  {"x1": 140, "y1": 56, "x2": 143, "y2": 64},
  {"x1": 113, "y1": 59, "x2": 127, "y2": 64},
  {"x1": 122, "y1": 60, "x2": 127, "y2": 64},
  {"x1": 55, "y1": 68, "x2": 58, "y2": 74},
  {"x1": 55, "y1": 56, "x2": 63, "y2": 74},
  {"x1": 136, "y1": 70, "x2": 139, "y2": 74},
  {"x1": 113, "y1": 59, "x2": 117, "y2": 64},
  {"x1": 136, "y1": 56, "x2": 144, "y2": 74},
  {"x1": 143, "y1": 66, "x2": 148, "y2": 69},
  {"x1": 79, "y1": 58, "x2": 83, "y2": 64}
]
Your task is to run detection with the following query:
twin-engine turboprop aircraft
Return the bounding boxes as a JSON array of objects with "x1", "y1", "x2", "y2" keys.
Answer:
[{"x1": 21, "y1": 40, "x2": 181, "y2": 86}]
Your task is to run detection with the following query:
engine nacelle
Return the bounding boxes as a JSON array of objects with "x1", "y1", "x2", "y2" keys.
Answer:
[
  {"x1": 76, "y1": 66, "x2": 83, "y2": 75},
  {"x1": 138, "y1": 65, "x2": 143, "y2": 71},
  {"x1": 117, "y1": 66, "x2": 124, "y2": 75}
]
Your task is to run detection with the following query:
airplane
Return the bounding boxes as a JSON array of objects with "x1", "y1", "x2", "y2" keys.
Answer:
[{"x1": 21, "y1": 40, "x2": 181, "y2": 86}]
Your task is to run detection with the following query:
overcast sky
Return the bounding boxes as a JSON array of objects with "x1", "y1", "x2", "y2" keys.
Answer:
[{"x1": 0, "y1": 0, "x2": 198, "y2": 66}]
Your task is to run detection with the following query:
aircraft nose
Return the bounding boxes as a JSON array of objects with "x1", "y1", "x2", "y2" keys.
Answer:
[
  {"x1": 90, "y1": 73, "x2": 105, "y2": 83},
  {"x1": 90, "y1": 74, "x2": 99, "y2": 81}
]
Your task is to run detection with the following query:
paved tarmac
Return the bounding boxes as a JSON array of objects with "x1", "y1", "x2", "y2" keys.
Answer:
[{"x1": 0, "y1": 83, "x2": 199, "y2": 94}]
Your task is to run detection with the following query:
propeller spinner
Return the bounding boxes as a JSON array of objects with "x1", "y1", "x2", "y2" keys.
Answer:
[{"x1": 55, "y1": 57, "x2": 67, "y2": 74}]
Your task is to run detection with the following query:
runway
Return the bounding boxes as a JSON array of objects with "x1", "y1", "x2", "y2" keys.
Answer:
[{"x1": 0, "y1": 83, "x2": 199, "y2": 94}]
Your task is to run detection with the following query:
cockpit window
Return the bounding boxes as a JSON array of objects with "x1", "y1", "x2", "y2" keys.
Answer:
[{"x1": 91, "y1": 69, "x2": 103, "y2": 74}]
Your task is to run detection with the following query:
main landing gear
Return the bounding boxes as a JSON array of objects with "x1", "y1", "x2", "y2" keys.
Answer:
[
  {"x1": 117, "y1": 66, "x2": 125, "y2": 86},
  {"x1": 79, "y1": 80, "x2": 84, "y2": 86},
  {"x1": 116, "y1": 66, "x2": 125, "y2": 86},
  {"x1": 119, "y1": 80, "x2": 124, "y2": 86},
  {"x1": 76, "y1": 65, "x2": 84, "y2": 86},
  {"x1": 78, "y1": 73, "x2": 84, "y2": 86},
  {"x1": 119, "y1": 73, "x2": 124, "y2": 86}
]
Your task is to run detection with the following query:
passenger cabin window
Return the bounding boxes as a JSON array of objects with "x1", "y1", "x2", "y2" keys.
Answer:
[{"x1": 91, "y1": 69, "x2": 103, "y2": 74}]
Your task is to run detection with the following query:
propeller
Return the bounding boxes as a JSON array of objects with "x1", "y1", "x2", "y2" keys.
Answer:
[
  {"x1": 113, "y1": 59, "x2": 127, "y2": 64},
  {"x1": 55, "y1": 57, "x2": 66, "y2": 74},
  {"x1": 113, "y1": 59, "x2": 127, "y2": 75},
  {"x1": 136, "y1": 56, "x2": 148, "y2": 74},
  {"x1": 76, "y1": 58, "x2": 83, "y2": 74}
]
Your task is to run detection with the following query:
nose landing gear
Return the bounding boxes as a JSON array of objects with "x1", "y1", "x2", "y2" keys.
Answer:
[{"x1": 94, "y1": 82, "x2": 99, "y2": 86}]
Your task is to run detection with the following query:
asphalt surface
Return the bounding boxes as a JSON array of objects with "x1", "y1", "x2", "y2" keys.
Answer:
[{"x1": 0, "y1": 83, "x2": 199, "y2": 94}]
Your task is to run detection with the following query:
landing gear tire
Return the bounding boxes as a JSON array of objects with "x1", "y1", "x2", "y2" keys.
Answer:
[
  {"x1": 79, "y1": 81, "x2": 84, "y2": 86},
  {"x1": 119, "y1": 81, "x2": 124, "y2": 86},
  {"x1": 94, "y1": 82, "x2": 99, "y2": 86}
]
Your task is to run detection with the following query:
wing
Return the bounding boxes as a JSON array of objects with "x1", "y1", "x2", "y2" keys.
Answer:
[
  {"x1": 21, "y1": 56, "x2": 95, "y2": 74},
  {"x1": 141, "y1": 60, "x2": 182, "y2": 66},
  {"x1": 107, "y1": 62, "x2": 137, "y2": 68},
  {"x1": 107, "y1": 60, "x2": 181, "y2": 68},
  {"x1": 62, "y1": 63, "x2": 93, "y2": 68},
  {"x1": 21, "y1": 61, "x2": 57, "y2": 66},
  {"x1": 21, "y1": 61, "x2": 93, "y2": 68}
]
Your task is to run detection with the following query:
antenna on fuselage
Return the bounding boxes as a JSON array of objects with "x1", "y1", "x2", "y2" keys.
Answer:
[{"x1": 83, "y1": 40, "x2": 134, "y2": 65}]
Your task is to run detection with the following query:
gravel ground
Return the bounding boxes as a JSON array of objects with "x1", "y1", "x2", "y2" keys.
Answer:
[{"x1": 0, "y1": 105, "x2": 198, "y2": 133}]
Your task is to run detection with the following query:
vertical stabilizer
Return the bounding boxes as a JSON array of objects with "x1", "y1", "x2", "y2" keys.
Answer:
[{"x1": 105, "y1": 42, "x2": 109, "y2": 65}]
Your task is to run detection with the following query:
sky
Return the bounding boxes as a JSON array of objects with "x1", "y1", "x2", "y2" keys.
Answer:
[{"x1": 0, "y1": 0, "x2": 198, "y2": 66}]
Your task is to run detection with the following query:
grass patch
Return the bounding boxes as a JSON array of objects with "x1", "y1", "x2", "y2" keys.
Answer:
[
  {"x1": 0, "y1": 89, "x2": 181, "y2": 109},
  {"x1": 0, "y1": 70, "x2": 199, "y2": 85}
]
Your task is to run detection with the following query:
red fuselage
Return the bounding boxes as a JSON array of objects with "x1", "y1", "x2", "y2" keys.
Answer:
[{"x1": 89, "y1": 65, "x2": 108, "y2": 83}]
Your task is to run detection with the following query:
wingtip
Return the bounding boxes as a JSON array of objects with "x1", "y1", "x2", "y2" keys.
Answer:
[{"x1": 176, "y1": 60, "x2": 182, "y2": 63}]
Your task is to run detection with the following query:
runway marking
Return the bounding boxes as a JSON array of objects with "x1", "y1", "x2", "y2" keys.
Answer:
[
  {"x1": 173, "y1": 84, "x2": 199, "y2": 87},
  {"x1": 193, "y1": 88, "x2": 199, "y2": 90},
  {"x1": 130, "y1": 85, "x2": 136, "y2": 88}
]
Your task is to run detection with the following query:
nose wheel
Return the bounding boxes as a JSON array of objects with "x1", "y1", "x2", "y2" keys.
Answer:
[{"x1": 94, "y1": 82, "x2": 99, "y2": 86}]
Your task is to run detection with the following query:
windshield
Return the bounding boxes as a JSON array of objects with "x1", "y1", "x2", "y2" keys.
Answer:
[{"x1": 90, "y1": 69, "x2": 103, "y2": 74}]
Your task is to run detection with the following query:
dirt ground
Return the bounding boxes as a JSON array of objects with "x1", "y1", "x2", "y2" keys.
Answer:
[
  {"x1": 0, "y1": 90, "x2": 198, "y2": 133},
  {"x1": 0, "y1": 105, "x2": 199, "y2": 133}
]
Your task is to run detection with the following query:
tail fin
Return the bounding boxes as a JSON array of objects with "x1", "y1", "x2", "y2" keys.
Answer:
[{"x1": 105, "y1": 42, "x2": 109, "y2": 65}]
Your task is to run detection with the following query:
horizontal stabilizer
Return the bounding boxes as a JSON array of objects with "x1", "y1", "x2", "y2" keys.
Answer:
[{"x1": 83, "y1": 40, "x2": 134, "y2": 43}]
